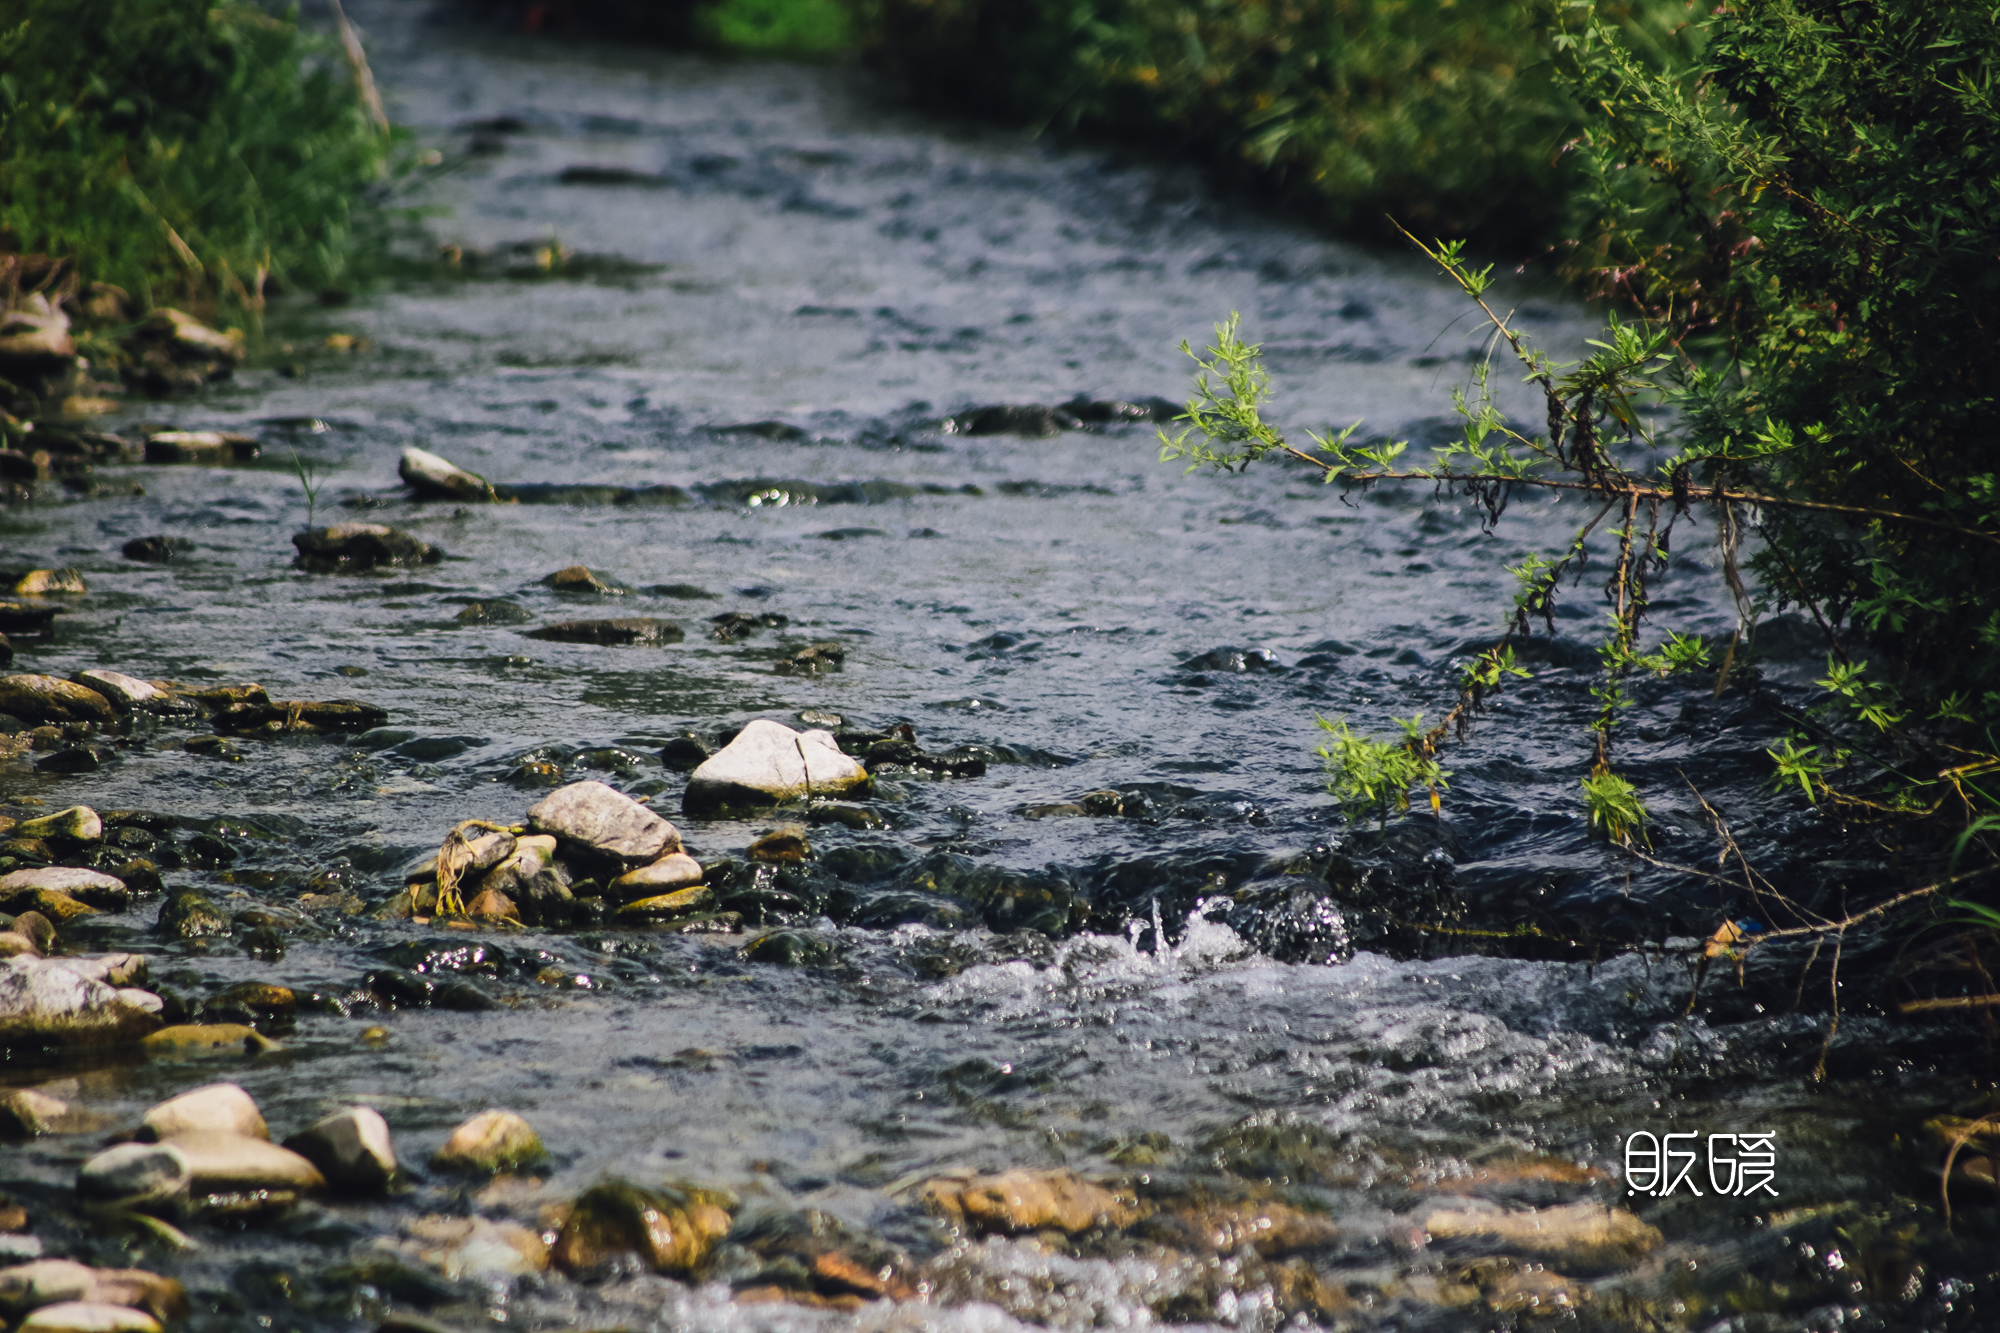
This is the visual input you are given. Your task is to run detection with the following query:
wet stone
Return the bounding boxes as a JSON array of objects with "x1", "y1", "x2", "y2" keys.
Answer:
[
  {"x1": 119, "y1": 537, "x2": 193, "y2": 565},
  {"x1": 920, "y1": 1169, "x2": 1139, "y2": 1234},
  {"x1": 748, "y1": 827, "x2": 810, "y2": 863},
  {"x1": 0, "y1": 676, "x2": 113, "y2": 726},
  {"x1": 292, "y1": 524, "x2": 442, "y2": 573},
  {"x1": 740, "y1": 930, "x2": 836, "y2": 967},
  {"x1": 453, "y1": 600, "x2": 530, "y2": 625},
  {"x1": 15, "y1": 1302, "x2": 163, "y2": 1333},
  {"x1": 432, "y1": 1110, "x2": 543, "y2": 1173},
  {"x1": 550, "y1": 1180, "x2": 734, "y2": 1278},
  {"x1": 285, "y1": 1106, "x2": 398, "y2": 1192},
  {"x1": 399, "y1": 446, "x2": 500, "y2": 502},
  {"x1": 199, "y1": 982, "x2": 296, "y2": 1030},
  {"x1": 157, "y1": 892, "x2": 230, "y2": 938},
  {"x1": 0, "y1": 1088, "x2": 107, "y2": 1137},
  {"x1": 524, "y1": 617, "x2": 683, "y2": 645},
  {"x1": 614, "y1": 885, "x2": 713, "y2": 921},
  {"x1": 710, "y1": 611, "x2": 788, "y2": 641},
  {"x1": 12, "y1": 570, "x2": 85, "y2": 597},
  {"x1": 33, "y1": 747, "x2": 103, "y2": 775},
  {"x1": 71, "y1": 672, "x2": 187, "y2": 716},
  {"x1": 773, "y1": 642, "x2": 846, "y2": 676},
  {"x1": 77, "y1": 1143, "x2": 191, "y2": 1211},
  {"x1": 542, "y1": 564, "x2": 626, "y2": 594}
]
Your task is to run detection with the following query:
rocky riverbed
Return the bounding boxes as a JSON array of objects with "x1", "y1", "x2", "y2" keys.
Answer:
[{"x1": 0, "y1": 3, "x2": 1992, "y2": 1331}]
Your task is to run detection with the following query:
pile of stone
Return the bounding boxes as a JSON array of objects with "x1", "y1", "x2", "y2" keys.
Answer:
[{"x1": 392, "y1": 780, "x2": 709, "y2": 928}]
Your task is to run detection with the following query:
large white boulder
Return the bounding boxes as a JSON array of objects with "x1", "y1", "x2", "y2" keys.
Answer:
[{"x1": 682, "y1": 719, "x2": 867, "y2": 816}]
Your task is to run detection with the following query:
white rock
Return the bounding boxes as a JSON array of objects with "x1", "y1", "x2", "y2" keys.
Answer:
[
  {"x1": 528, "y1": 781, "x2": 681, "y2": 862},
  {"x1": 17, "y1": 1302, "x2": 162, "y2": 1333},
  {"x1": 43, "y1": 954, "x2": 147, "y2": 988},
  {"x1": 399, "y1": 447, "x2": 499, "y2": 502},
  {"x1": 683, "y1": 720, "x2": 867, "y2": 815},
  {"x1": 142, "y1": 1082, "x2": 267, "y2": 1142},
  {"x1": 69, "y1": 672, "x2": 184, "y2": 716},
  {"x1": 0, "y1": 958, "x2": 160, "y2": 1048},
  {"x1": 284, "y1": 1106, "x2": 397, "y2": 1191},
  {"x1": 0, "y1": 868, "x2": 123, "y2": 902},
  {"x1": 0, "y1": 1259, "x2": 95, "y2": 1318}
]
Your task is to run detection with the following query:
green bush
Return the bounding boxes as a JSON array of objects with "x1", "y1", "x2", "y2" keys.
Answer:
[
  {"x1": 0, "y1": 0, "x2": 391, "y2": 315},
  {"x1": 867, "y1": 0, "x2": 1698, "y2": 245},
  {"x1": 1563, "y1": 0, "x2": 2000, "y2": 726}
]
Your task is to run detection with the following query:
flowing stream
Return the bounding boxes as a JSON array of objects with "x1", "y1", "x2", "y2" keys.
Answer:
[{"x1": 0, "y1": 5, "x2": 1984, "y2": 1330}]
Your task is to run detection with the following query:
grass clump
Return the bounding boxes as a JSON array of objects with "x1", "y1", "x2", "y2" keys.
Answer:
[{"x1": 0, "y1": 0, "x2": 393, "y2": 318}]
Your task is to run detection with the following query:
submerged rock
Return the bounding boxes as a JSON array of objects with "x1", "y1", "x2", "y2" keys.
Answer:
[
  {"x1": 141, "y1": 431, "x2": 259, "y2": 465},
  {"x1": 284, "y1": 1107, "x2": 398, "y2": 1192},
  {"x1": 399, "y1": 447, "x2": 501, "y2": 503},
  {"x1": 542, "y1": 565, "x2": 626, "y2": 595},
  {"x1": 748, "y1": 828, "x2": 810, "y2": 863},
  {"x1": 1421, "y1": 1201, "x2": 1661, "y2": 1269},
  {"x1": 919, "y1": 1170, "x2": 1139, "y2": 1234},
  {"x1": 12, "y1": 570, "x2": 86, "y2": 597},
  {"x1": 210, "y1": 699, "x2": 389, "y2": 736},
  {"x1": 948, "y1": 404, "x2": 1080, "y2": 436},
  {"x1": 550, "y1": 1180, "x2": 734, "y2": 1278},
  {"x1": 292, "y1": 524, "x2": 442, "y2": 574},
  {"x1": 773, "y1": 642, "x2": 845, "y2": 676},
  {"x1": 683, "y1": 720, "x2": 868, "y2": 816},
  {"x1": 156, "y1": 892, "x2": 231, "y2": 939},
  {"x1": 432, "y1": 1110, "x2": 543, "y2": 1173},
  {"x1": 119, "y1": 537, "x2": 193, "y2": 566},
  {"x1": 399, "y1": 1215, "x2": 547, "y2": 1282},
  {"x1": 0, "y1": 1088, "x2": 108, "y2": 1138},
  {"x1": 528, "y1": 781, "x2": 681, "y2": 865},
  {"x1": 523, "y1": 617, "x2": 682, "y2": 646},
  {"x1": 453, "y1": 600, "x2": 530, "y2": 625},
  {"x1": 0, "y1": 676, "x2": 113, "y2": 726}
]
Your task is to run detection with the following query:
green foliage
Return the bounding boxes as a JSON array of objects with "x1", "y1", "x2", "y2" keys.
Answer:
[
  {"x1": 1315, "y1": 714, "x2": 1449, "y2": 829},
  {"x1": 0, "y1": 0, "x2": 392, "y2": 315},
  {"x1": 1558, "y1": 0, "x2": 2000, "y2": 727},
  {"x1": 869, "y1": 0, "x2": 1701, "y2": 245},
  {"x1": 1581, "y1": 768, "x2": 1648, "y2": 846},
  {"x1": 696, "y1": 0, "x2": 855, "y2": 56}
]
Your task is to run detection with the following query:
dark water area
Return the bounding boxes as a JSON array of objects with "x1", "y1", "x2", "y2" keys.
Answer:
[{"x1": 0, "y1": 5, "x2": 1987, "y2": 1331}]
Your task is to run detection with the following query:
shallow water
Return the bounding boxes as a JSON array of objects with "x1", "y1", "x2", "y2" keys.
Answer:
[{"x1": 0, "y1": 5, "x2": 1986, "y2": 1330}]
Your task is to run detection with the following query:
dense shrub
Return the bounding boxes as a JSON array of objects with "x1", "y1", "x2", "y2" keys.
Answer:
[
  {"x1": 1562, "y1": 0, "x2": 2000, "y2": 723},
  {"x1": 866, "y1": 0, "x2": 1698, "y2": 246},
  {"x1": 0, "y1": 0, "x2": 391, "y2": 312}
]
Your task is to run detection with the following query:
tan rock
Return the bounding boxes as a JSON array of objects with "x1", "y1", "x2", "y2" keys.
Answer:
[
  {"x1": 465, "y1": 888, "x2": 519, "y2": 922},
  {"x1": 142, "y1": 1082, "x2": 267, "y2": 1141},
  {"x1": 166, "y1": 1132, "x2": 324, "y2": 1194},
  {"x1": 0, "y1": 868, "x2": 127, "y2": 912},
  {"x1": 608, "y1": 854, "x2": 704, "y2": 899},
  {"x1": 919, "y1": 1169, "x2": 1139, "y2": 1235},
  {"x1": 138, "y1": 1024, "x2": 276, "y2": 1056},
  {"x1": 1150, "y1": 1198, "x2": 1339, "y2": 1257},
  {"x1": 0, "y1": 1088, "x2": 109, "y2": 1138},
  {"x1": 0, "y1": 931, "x2": 38, "y2": 959},
  {"x1": 433, "y1": 1110, "x2": 543, "y2": 1173},
  {"x1": 16, "y1": 1302, "x2": 162, "y2": 1333}
]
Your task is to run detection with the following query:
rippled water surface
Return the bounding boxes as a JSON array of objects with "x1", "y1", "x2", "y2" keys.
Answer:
[{"x1": 1, "y1": 5, "x2": 1987, "y2": 1331}]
